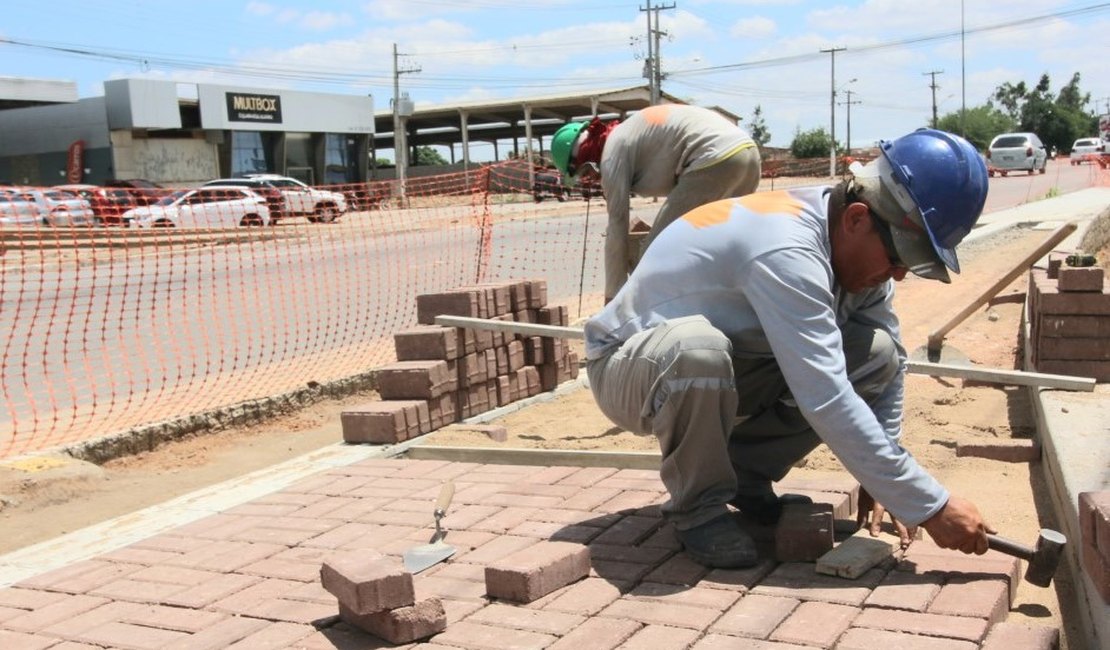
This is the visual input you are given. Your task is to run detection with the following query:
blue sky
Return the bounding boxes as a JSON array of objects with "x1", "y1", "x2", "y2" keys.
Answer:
[{"x1": 3, "y1": 0, "x2": 1108, "y2": 154}]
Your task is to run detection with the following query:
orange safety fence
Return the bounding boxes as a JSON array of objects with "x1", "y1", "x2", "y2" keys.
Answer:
[{"x1": 0, "y1": 161, "x2": 610, "y2": 460}]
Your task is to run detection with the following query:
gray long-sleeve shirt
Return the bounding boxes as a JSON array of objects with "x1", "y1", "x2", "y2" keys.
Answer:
[
  {"x1": 599, "y1": 104, "x2": 756, "y2": 300},
  {"x1": 584, "y1": 187, "x2": 949, "y2": 526}
]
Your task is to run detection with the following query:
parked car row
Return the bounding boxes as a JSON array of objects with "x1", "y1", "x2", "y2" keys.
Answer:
[{"x1": 0, "y1": 174, "x2": 349, "y2": 230}]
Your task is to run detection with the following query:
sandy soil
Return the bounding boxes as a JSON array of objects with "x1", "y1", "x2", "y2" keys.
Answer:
[{"x1": 1, "y1": 222, "x2": 1101, "y2": 647}]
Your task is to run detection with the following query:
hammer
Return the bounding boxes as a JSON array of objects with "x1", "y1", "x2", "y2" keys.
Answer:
[{"x1": 987, "y1": 529, "x2": 1067, "y2": 588}]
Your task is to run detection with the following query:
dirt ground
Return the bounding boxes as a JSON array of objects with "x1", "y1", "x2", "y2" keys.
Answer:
[{"x1": 1, "y1": 223, "x2": 1103, "y2": 647}]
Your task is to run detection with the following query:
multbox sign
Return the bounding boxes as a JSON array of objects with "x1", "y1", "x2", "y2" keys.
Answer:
[{"x1": 225, "y1": 92, "x2": 283, "y2": 124}]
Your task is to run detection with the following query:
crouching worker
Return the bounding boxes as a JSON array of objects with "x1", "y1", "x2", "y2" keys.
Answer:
[{"x1": 584, "y1": 128, "x2": 996, "y2": 568}]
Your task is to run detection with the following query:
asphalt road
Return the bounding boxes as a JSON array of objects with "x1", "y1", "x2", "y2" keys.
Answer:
[{"x1": 0, "y1": 159, "x2": 1098, "y2": 456}]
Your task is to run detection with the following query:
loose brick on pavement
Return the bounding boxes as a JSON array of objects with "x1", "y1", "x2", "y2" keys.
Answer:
[
  {"x1": 339, "y1": 598, "x2": 446, "y2": 644},
  {"x1": 319, "y1": 550, "x2": 415, "y2": 615},
  {"x1": 775, "y1": 503, "x2": 834, "y2": 562},
  {"x1": 980, "y1": 621, "x2": 1061, "y2": 650},
  {"x1": 816, "y1": 530, "x2": 894, "y2": 579},
  {"x1": 485, "y1": 540, "x2": 591, "y2": 603}
]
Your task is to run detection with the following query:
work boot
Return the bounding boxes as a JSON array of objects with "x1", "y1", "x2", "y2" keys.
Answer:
[
  {"x1": 674, "y1": 513, "x2": 759, "y2": 568},
  {"x1": 730, "y1": 492, "x2": 814, "y2": 526}
]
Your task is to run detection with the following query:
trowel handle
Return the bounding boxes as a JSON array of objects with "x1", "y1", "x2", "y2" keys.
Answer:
[{"x1": 434, "y1": 481, "x2": 455, "y2": 516}]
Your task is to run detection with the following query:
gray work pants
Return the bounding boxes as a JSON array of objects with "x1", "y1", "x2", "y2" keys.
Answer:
[
  {"x1": 643, "y1": 145, "x2": 762, "y2": 248},
  {"x1": 587, "y1": 315, "x2": 898, "y2": 530}
]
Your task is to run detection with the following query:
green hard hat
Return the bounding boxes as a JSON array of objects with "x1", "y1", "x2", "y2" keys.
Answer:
[{"x1": 550, "y1": 121, "x2": 587, "y2": 177}]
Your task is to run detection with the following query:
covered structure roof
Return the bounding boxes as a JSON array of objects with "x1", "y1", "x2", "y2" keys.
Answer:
[{"x1": 370, "y1": 84, "x2": 743, "y2": 162}]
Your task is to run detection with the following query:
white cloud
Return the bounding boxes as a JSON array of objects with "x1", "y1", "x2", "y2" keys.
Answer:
[{"x1": 730, "y1": 16, "x2": 776, "y2": 39}]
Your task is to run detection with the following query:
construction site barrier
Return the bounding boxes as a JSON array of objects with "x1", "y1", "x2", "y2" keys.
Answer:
[{"x1": 0, "y1": 160, "x2": 612, "y2": 459}]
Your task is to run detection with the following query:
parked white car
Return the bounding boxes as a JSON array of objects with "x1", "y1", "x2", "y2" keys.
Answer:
[
  {"x1": 1070, "y1": 137, "x2": 1104, "y2": 165},
  {"x1": 0, "y1": 187, "x2": 97, "y2": 227},
  {"x1": 124, "y1": 187, "x2": 271, "y2": 229},
  {"x1": 215, "y1": 174, "x2": 347, "y2": 223}
]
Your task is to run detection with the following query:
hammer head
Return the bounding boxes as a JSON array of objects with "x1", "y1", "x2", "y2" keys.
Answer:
[{"x1": 1024, "y1": 528, "x2": 1067, "y2": 588}]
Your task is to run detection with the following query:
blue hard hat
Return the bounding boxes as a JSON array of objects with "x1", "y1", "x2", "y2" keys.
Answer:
[{"x1": 877, "y1": 128, "x2": 989, "y2": 274}]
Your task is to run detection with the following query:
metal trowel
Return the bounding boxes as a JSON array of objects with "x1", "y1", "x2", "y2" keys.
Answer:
[{"x1": 402, "y1": 481, "x2": 456, "y2": 574}]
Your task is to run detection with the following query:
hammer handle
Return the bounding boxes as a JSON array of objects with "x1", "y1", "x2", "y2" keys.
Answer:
[{"x1": 986, "y1": 534, "x2": 1033, "y2": 561}]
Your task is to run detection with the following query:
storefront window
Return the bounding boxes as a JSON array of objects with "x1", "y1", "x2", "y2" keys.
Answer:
[
  {"x1": 325, "y1": 133, "x2": 359, "y2": 185},
  {"x1": 230, "y1": 131, "x2": 277, "y2": 176},
  {"x1": 285, "y1": 133, "x2": 313, "y2": 184}
]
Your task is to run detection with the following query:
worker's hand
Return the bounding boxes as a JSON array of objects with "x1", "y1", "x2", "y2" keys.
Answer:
[
  {"x1": 857, "y1": 488, "x2": 916, "y2": 550},
  {"x1": 921, "y1": 495, "x2": 996, "y2": 555}
]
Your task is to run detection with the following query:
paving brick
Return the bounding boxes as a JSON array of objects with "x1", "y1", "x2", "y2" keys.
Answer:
[
  {"x1": 319, "y1": 550, "x2": 414, "y2": 615},
  {"x1": 0, "y1": 588, "x2": 68, "y2": 611},
  {"x1": 3, "y1": 594, "x2": 110, "y2": 633},
  {"x1": 1038, "y1": 314, "x2": 1110, "y2": 338},
  {"x1": 541, "y1": 577, "x2": 625, "y2": 615},
  {"x1": 700, "y1": 559, "x2": 777, "y2": 592},
  {"x1": 1079, "y1": 537, "x2": 1110, "y2": 603},
  {"x1": 836, "y1": 627, "x2": 978, "y2": 649},
  {"x1": 599, "y1": 597, "x2": 722, "y2": 629},
  {"x1": 413, "y1": 574, "x2": 488, "y2": 601},
  {"x1": 375, "y1": 360, "x2": 454, "y2": 400},
  {"x1": 591, "y1": 515, "x2": 664, "y2": 546},
  {"x1": 691, "y1": 635, "x2": 811, "y2": 649},
  {"x1": 864, "y1": 569, "x2": 941, "y2": 611},
  {"x1": 641, "y1": 553, "x2": 711, "y2": 585},
  {"x1": 485, "y1": 541, "x2": 591, "y2": 603},
  {"x1": 753, "y1": 561, "x2": 884, "y2": 606},
  {"x1": 1079, "y1": 491, "x2": 1110, "y2": 558},
  {"x1": 222, "y1": 621, "x2": 314, "y2": 649},
  {"x1": 1032, "y1": 359, "x2": 1110, "y2": 381},
  {"x1": 0, "y1": 630, "x2": 56, "y2": 650},
  {"x1": 1057, "y1": 266, "x2": 1105, "y2": 292},
  {"x1": 627, "y1": 581, "x2": 740, "y2": 611},
  {"x1": 431, "y1": 620, "x2": 557, "y2": 649},
  {"x1": 927, "y1": 576, "x2": 1009, "y2": 622},
  {"x1": 955, "y1": 439, "x2": 1039, "y2": 462},
  {"x1": 461, "y1": 534, "x2": 538, "y2": 564},
  {"x1": 394, "y1": 325, "x2": 461, "y2": 360},
  {"x1": 14, "y1": 560, "x2": 142, "y2": 595},
  {"x1": 709, "y1": 593, "x2": 799, "y2": 638},
  {"x1": 817, "y1": 530, "x2": 895, "y2": 579},
  {"x1": 163, "y1": 539, "x2": 285, "y2": 572},
  {"x1": 416, "y1": 289, "x2": 482, "y2": 325},
  {"x1": 896, "y1": 542, "x2": 1020, "y2": 598},
  {"x1": 775, "y1": 503, "x2": 834, "y2": 562},
  {"x1": 852, "y1": 607, "x2": 990, "y2": 643},
  {"x1": 1033, "y1": 280, "x2": 1110, "y2": 314},
  {"x1": 75, "y1": 620, "x2": 187, "y2": 649},
  {"x1": 339, "y1": 598, "x2": 446, "y2": 644},
  {"x1": 162, "y1": 573, "x2": 262, "y2": 608},
  {"x1": 466, "y1": 602, "x2": 585, "y2": 635},
  {"x1": 770, "y1": 600, "x2": 859, "y2": 646},
  {"x1": 544, "y1": 617, "x2": 642, "y2": 650},
  {"x1": 979, "y1": 621, "x2": 1060, "y2": 650},
  {"x1": 618, "y1": 624, "x2": 700, "y2": 649}
]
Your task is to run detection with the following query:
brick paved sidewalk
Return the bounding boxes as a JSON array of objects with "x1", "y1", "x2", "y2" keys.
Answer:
[{"x1": 0, "y1": 459, "x2": 1059, "y2": 649}]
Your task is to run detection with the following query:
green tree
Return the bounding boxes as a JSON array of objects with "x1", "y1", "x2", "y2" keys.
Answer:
[
  {"x1": 936, "y1": 106, "x2": 1014, "y2": 151},
  {"x1": 986, "y1": 72, "x2": 1097, "y2": 152},
  {"x1": 414, "y1": 145, "x2": 449, "y2": 166},
  {"x1": 790, "y1": 126, "x2": 835, "y2": 158},
  {"x1": 748, "y1": 105, "x2": 771, "y2": 147}
]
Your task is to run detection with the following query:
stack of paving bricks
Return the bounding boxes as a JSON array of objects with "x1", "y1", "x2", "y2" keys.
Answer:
[
  {"x1": 342, "y1": 279, "x2": 579, "y2": 444},
  {"x1": 1028, "y1": 259, "x2": 1110, "y2": 380},
  {"x1": 1079, "y1": 491, "x2": 1110, "y2": 604},
  {"x1": 320, "y1": 550, "x2": 446, "y2": 643}
]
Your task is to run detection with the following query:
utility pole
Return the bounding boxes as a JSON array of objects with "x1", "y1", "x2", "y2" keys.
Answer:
[
  {"x1": 640, "y1": 0, "x2": 675, "y2": 105},
  {"x1": 838, "y1": 90, "x2": 861, "y2": 155},
  {"x1": 392, "y1": 43, "x2": 421, "y2": 205},
  {"x1": 923, "y1": 70, "x2": 943, "y2": 128},
  {"x1": 821, "y1": 46, "x2": 846, "y2": 177}
]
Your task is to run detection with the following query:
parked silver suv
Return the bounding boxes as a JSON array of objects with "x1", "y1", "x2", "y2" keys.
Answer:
[
  {"x1": 205, "y1": 174, "x2": 346, "y2": 224},
  {"x1": 986, "y1": 132, "x2": 1047, "y2": 176}
]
